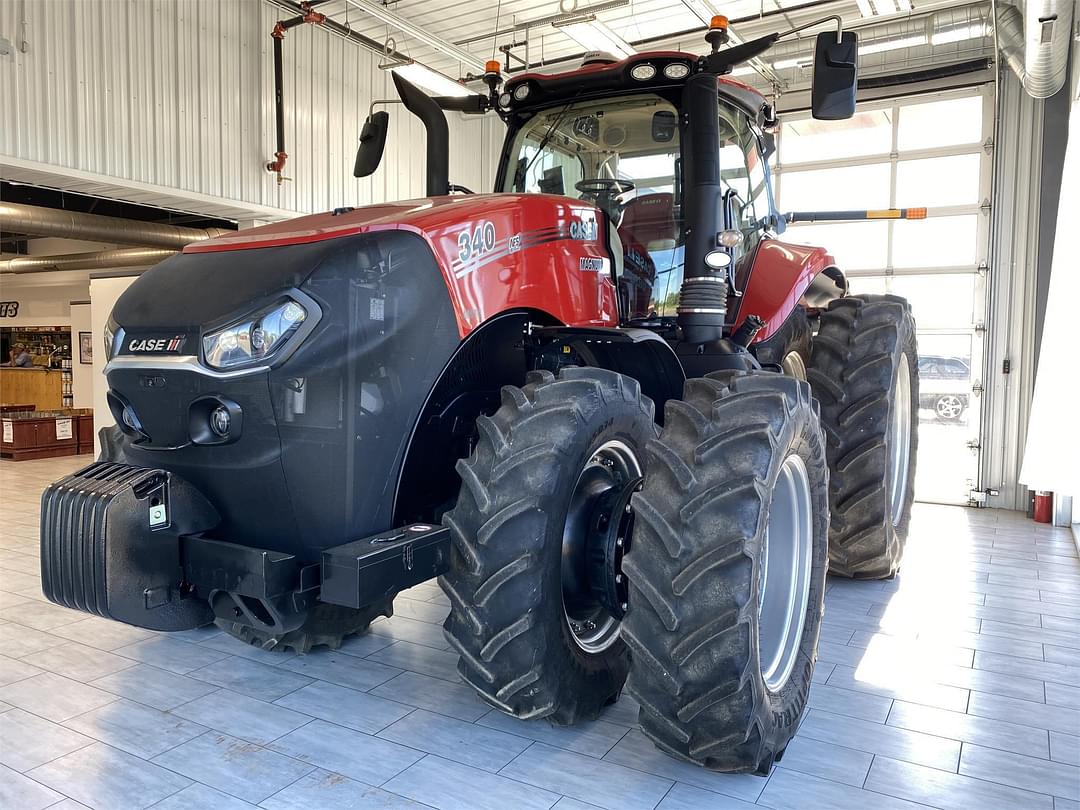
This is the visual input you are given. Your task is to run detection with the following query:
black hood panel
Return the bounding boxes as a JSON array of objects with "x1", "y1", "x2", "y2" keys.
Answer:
[{"x1": 113, "y1": 240, "x2": 338, "y2": 330}]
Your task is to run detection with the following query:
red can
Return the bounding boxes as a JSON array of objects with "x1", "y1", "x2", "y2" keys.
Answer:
[{"x1": 1033, "y1": 491, "x2": 1053, "y2": 524}]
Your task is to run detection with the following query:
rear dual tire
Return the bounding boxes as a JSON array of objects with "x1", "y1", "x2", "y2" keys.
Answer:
[{"x1": 807, "y1": 294, "x2": 919, "y2": 580}]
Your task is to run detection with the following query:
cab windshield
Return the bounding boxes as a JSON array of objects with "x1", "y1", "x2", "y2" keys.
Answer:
[{"x1": 502, "y1": 91, "x2": 769, "y2": 320}]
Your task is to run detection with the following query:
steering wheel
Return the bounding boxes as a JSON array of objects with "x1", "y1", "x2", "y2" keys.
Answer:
[{"x1": 575, "y1": 179, "x2": 636, "y2": 196}]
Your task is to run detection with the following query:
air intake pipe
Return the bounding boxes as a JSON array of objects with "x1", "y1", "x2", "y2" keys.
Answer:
[
  {"x1": 392, "y1": 72, "x2": 450, "y2": 197},
  {"x1": 678, "y1": 73, "x2": 728, "y2": 344},
  {"x1": 997, "y1": 1, "x2": 1073, "y2": 99}
]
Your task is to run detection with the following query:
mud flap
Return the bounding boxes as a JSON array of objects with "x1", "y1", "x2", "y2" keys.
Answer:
[{"x1": 40, "y1": 462, "x2": 219, "y2": 630}]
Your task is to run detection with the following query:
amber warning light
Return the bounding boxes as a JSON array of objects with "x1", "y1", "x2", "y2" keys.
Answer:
[{"x1": 710, "y1": 15, "x2": 729, "y2": 29}]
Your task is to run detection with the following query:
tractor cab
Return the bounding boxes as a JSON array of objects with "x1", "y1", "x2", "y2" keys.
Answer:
[
  {"x1": 357, "y1": 13, "x2": 861, "y2": 347},
  {"x1": 495, "y1": 56, "x2": 777, "y2": 330}
]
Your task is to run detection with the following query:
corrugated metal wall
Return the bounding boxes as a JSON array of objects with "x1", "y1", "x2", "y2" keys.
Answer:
[{"x1": 0, "y1": 0, "x2": 504, "y2": 217}]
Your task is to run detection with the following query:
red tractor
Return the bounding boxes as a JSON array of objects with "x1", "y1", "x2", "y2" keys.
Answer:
[{"x1": 40, "y1": 16, "x2": 918, "y2": 774}]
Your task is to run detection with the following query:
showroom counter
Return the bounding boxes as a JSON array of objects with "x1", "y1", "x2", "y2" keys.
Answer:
[
  {"x1": 0, "y1": 408, "x2": 94, "y2": 460},
  {"x1": 0, "y1": 366, "x2": 64, "y2": 410}
]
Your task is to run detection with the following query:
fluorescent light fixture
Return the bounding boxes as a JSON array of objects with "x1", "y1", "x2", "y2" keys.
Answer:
[
  {"x1": 931, "y1": 23, "x2": 991, "y2": 45},
  {"x1": 772, "y1": 56, "x2": 813, "y2": 70},
  {"x1": 388, "y1": 62, "x2": 478, "y2": 97},
  {"x1": 555, "y1": 19, "x2": 636, "y2": 59},
  {"x1": 859, "y1": 34, "x2": 928, "y2": 55},
  {"x1": 729, "y1": 66, "x2": 756, "y2": 77},
  {"x1": 857, "y1": 0, "x2": 905, "y2": 16},
  {"x1": 680, "y1": 0, "x2": 722, "y2": 25}
]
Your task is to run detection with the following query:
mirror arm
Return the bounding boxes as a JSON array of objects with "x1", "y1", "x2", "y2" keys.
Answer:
[
  {"x1": 775, "y1": 14, "x2": 844, "y2": 44},
  {"x1": 369, "y1": 99, "x2": 402, "y2": 117}
]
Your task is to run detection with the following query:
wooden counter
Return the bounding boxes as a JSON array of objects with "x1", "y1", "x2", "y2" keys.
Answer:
[
  {"x1": 0, "y1": 368, "x2": 63, "y2": 410},
  {"x1": 0, "y1": 408, "x2": 94, "y2": 461}
]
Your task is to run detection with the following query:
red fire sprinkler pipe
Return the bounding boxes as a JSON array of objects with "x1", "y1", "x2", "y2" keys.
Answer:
[{"x1": 266, "y1": 2, "x2": 329, "y2": 183}]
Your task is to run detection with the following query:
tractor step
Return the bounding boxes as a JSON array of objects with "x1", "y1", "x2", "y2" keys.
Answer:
[{"x1": 320, "y1": 523, "x2": 450, "y2": 609}]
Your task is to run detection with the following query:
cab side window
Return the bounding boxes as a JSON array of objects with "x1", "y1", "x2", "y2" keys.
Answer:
[{"x1": 718, "y1": 103, "x2": 771, "y2": 255}]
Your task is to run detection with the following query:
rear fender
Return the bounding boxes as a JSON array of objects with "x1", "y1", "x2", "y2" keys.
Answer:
[{"x1": 733, "y1": 239, "x2": 847, "y2": 342}]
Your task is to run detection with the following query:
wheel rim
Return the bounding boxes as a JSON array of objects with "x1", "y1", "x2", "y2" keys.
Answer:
[
  {"x1": 782, "y1": 350, "x2": 807, "y2": 381},
  {"x1": 936, "y1": 395, "x2": 962, "y2": 419},
  {"x1": 562, "y1": 440, "x2": 642, "y2": 654},
  {"x1": 887, "y1": 355, "x2": 912, "y2": 525},
  {"x1": 758, "y1": 453, "x2": 814, "y2": 692}
]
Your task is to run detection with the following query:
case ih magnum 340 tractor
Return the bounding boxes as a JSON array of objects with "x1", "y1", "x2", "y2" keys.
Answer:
[{"x1": 40, "y1": 16, "x2": 920, "y2": 773}]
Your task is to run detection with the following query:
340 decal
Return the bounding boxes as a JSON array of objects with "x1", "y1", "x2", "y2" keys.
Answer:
[{"x1": 457, "y1": 221, "x2": 497, "y2": 263}]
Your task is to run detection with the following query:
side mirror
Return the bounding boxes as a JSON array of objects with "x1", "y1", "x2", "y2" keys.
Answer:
[
  {"x1": 811, "y1": 30, "x2": 858, "y2": 120},
  {"x1": 353, "y1": 111, "x2": 389, "y2": 178}
]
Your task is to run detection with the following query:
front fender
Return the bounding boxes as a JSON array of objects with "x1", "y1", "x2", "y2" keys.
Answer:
[{"x1": 733, "y1": 239, "x2": 847, "y2": 342}]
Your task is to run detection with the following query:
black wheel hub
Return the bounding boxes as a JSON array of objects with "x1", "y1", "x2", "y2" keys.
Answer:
[
  {"x1": 585, "y1": 478, "x2": 640, "y2": 620},
  {"x1": 561, "y1": 441, "x2": 642, "y2": 653}
]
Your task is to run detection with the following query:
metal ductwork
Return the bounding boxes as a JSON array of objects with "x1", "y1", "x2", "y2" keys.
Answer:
[
  {"x1": 0, "y1": 202, "x2": 230, "y2": 250},
  {"x1": 997, "y1": 1, "x2": 1073, "y2": 99},
  {"x1": 766, "y1": 3, "x2": 994, "y2": 70},
  {"x1": 0, "y1": 248, "x2": 177, "y2": 275}
]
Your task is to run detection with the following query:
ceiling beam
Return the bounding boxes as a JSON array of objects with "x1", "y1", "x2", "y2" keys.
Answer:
[{"x1": 342, "y1": 0, "x2": 488, "y2": 72}]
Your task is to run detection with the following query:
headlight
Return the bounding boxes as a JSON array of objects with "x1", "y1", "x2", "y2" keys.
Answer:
[
  {"x1": 630, "y1": 63, "x2": 657, "y2": 81},
  {"x1": 663, "y1": 62, "x2": 690, "y2": 79},
  {"x1": 103, "y1": 315, "x2": 124, "y2": 361},
  {"x1": 202, "y1": 298, "x2": 308, "y2": 370}
]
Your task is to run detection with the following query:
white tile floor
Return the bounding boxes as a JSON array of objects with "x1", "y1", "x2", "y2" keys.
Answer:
[{"x1": 1, "y1": 454, "x2": 1078, "y2": 810}]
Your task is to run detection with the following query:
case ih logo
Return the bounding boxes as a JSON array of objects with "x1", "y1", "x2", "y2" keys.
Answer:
[{"x1": 127, "y1": 335, "x2": 187, "y2": 353}]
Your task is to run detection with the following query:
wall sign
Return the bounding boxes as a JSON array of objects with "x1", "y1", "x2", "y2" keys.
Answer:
[
  {"x1": 0, "y1": 302, "x2": 19, "y2": 317},
  {"x1": 55, "y1": 417, "x2": 73, "y2": 441}
]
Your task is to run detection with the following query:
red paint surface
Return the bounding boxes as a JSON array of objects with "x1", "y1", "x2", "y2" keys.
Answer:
[
  {"x1": 737, "y1": 239, "x2": 837, "y2": 342},
  {"x1": 187, "y1": 194, "x2": 618, "y2": 337}
]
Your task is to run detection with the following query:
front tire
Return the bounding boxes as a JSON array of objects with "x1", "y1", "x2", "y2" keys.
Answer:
[
  {"x1": 623, "y1": 371, "x2": 829, "y2": 773},
  {"x1": 442, "y1": 367, "x2": 657, "y2": 725},
  {"x1": 806, "y1": 294, "x2": 919, "y2": 579}
]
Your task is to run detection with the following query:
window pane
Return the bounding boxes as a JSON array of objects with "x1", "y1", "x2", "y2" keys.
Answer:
[
  {"x1": 897, "y1": 96, "x2": 982, "y2": 151},
  {"x1": 779, "y1": 163, "x2": 892, "y2": 211},
  {"x1": 780, "y1": 109, "x2": 893, "y2": 164},
  {"x1": 782, "y1": 221, "x2": 889, "y2": 270},
  {"x1": 893, "y1": 215, "x2": 978, "y2": 268},
  {"x1": 888, "y1": 274, "x2": 976, "y2": 327},
  {"x1": 896, "y1": 154, "x2": 981, "y2": 208}
]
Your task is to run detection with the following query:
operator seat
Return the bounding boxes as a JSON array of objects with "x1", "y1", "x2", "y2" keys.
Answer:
[{"x1": 617, "y1": 193, "x2": 676, "y2": 318}]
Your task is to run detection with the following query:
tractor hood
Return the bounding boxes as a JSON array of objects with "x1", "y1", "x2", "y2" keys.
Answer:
[{"x1": 177, "y1": 192, "x2": 617, "y2": 337}]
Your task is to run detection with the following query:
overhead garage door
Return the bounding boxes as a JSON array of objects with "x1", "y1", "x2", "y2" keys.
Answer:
[{"x1": 776, "y1": 87, "x2": 992, "y2": 505}]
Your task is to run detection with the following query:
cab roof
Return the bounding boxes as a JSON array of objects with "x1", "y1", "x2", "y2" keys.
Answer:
[{"x1": 502, "y1": 50, "x2": 769, "y2": 124}]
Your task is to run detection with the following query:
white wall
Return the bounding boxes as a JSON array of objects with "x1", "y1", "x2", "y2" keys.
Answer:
[
  {"x1": 69, "y1": 302, "x2": 93, "y2": 408},
  {"x1": 89, "y1": 275, "x2": 136, "y2": 456},
  {"x1": 0, "y1": 277, "x2": 87, "y2": 328},
  {"x1": 0, "y1": 0, "x2": 504, "y2": 218}
]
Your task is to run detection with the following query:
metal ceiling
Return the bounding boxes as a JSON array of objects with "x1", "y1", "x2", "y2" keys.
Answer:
[{"x1": 292, "y1": 0, "x2": 995, "y2": 92}]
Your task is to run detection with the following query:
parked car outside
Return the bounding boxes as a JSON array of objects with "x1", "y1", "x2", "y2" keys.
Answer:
[{"x1": 918, "y1": 354, "x2": 970, "y2": 421}]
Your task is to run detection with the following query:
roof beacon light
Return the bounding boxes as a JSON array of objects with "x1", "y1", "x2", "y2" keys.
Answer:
[
  {"x1": 706, "y1": 15, "x2": 730, "y2": 52},
  {"x1": 484, "y1": 60, "x2": 501, "y2": 77}
]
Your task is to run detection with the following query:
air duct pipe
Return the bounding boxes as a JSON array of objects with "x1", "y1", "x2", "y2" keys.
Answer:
[
  {"x1": 0, "y1": 248, "x2": 177, "y2": 275},
  {"x1": 0, "y1": 202, "x2": 230, "y2": 250},
  {"x1": 765, "y1": 3, "x2": 994, "y2": 68},
  {"x1": 997, "y1": 1, "x2": 1073, "y2": 99}
]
